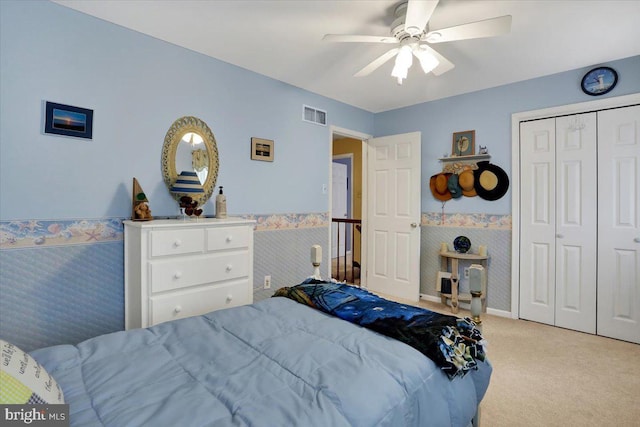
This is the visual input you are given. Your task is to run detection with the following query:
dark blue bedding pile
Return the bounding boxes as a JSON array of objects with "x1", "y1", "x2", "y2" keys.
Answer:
[{"x1": 274, "y1": 278, "x2": 486, "y2": 379}]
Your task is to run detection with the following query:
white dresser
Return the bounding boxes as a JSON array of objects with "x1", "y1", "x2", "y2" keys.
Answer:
[{"x1": 124, "y1": 218, "x2": 255, "y2": 329}]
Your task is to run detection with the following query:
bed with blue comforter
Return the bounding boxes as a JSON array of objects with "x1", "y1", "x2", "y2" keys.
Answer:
[{"x1": 30, "y1": 281, "x2": 491, "y2": 427}]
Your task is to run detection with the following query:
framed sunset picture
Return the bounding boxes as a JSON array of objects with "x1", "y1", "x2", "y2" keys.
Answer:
[{"x1": 44, "y1": 101, "x2": 93, "y2": 139}]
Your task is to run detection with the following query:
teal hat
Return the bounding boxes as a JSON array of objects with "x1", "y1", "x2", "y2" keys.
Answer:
[{"x1": 448, "y1": 173, "x2": 463, "y2": 199}]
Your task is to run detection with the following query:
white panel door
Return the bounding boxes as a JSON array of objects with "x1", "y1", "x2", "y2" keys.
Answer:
[
  {"x1": 520, "y1": 118, "x2": 556, "y2": 325},
  {"x1": 331, "y1": 162, "x2": 348, "y2": 258},
  {"x1": 597, "y1": 105, "x2": 640, "y2": 344},
  {"x1": 520, "y1": 115, "x2": 598, "y2": 332},
  {"x1": 554, "y1": 113, "x2": 597, "y2": 333},
  {"x1": 367, "y1": 132, "x2": 421, "y2": 301}
]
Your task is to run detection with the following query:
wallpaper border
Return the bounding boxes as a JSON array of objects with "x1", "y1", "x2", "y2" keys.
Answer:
[
  {"x1": 0, "y1": 213, "x2": 331, "y2": 249},
  {"x1": 1, "y1": 212, "x2": 509, "y2": 249},
  {"x1": 0, "y1": 218, "x2": 124, "y2": 249},
  {"x1": 241, "y1": 212, "x2": 330, "y2": 231},
  {"x1": 422, "y1": 212, "x2": 512, "y2": 229}
]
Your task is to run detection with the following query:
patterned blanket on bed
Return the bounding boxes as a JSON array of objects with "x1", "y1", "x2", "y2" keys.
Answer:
[{"x1": 273, "y1": 279, "x2": 486, "y2": 379}]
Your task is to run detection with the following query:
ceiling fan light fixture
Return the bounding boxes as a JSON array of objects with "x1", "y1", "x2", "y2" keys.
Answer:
[
  {"x1": 415, "y1": 50, "x2": 439, "y2": 74},
  {"x1": 391, "y1": 45, "x2": 413, "y2": 84},
  {"x1": 396, "y1": 45, "x2": 413, "y2": 69},
  {"x1": 391, "y1": 62, "x2": 408, "y2": 79}
]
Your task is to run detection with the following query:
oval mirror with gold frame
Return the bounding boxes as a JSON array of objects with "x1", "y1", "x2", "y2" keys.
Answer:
[{"x1": 161, "y1": 116, "x2": 219, "y2": 207}]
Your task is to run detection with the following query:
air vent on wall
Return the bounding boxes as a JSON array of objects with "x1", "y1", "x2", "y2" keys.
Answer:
[{"x1": 303, "y1": 105, "x2": 327, "y2": 126}]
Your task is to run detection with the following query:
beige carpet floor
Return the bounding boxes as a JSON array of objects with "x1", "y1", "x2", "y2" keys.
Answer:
[{"x1": 384, "y1": 295, "x2": 640, "y2": 426}]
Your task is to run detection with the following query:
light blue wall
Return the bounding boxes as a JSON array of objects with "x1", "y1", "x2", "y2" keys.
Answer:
[
  {"x1": 1, "y1": 0, "x2": 639, "y2": 349},
  {"x1": 0, "y1": 0, "x2": 373, "y2": 220},
  {"x1": 374, "y1": 55, "x2": 640, "y2": 215},
  {"x1": 0, "y1": 0, "x2": 371, "y2": 351}
]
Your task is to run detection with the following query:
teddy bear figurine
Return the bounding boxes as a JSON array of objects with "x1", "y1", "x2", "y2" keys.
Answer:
[{"x1": 134, "y1": 202, "x2": 153, "y2": 220}]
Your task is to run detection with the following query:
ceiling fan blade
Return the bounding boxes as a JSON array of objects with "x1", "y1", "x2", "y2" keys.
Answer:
[
  {"x1": 404, "y1": 0, "x2": 439, "y2": 37},
  {"x1": 417, "y1": 44, "x2": 454, "y2": 76},
  {"x1": 424, "y1": 15, "x2": 512, "y2": 43},
  {"x1": 354, "y1": 48, "x2": 399, "y2": 77},
  {"x1": 323, "y1": 34, "x2": 398, "y2": 44}
]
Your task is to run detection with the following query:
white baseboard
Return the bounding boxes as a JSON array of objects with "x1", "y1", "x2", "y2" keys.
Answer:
[
  {"x1": 486, "y1": 307, "x2": 512, "y2": 318},
  {"x1": 419, "y1": 293, "x2": 512, "y2": 318},
  {"x1": 419, "y1": 293, "x2": 441, "y2": 303}
]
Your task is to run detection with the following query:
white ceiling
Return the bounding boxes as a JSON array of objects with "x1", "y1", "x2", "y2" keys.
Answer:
[{"x1": 53, "y1": 0, "x2": 640, "y2": 113}]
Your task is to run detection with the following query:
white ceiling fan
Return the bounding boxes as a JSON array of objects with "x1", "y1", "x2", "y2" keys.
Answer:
[{"x1": 323, "y1": 0, "x2": 511, "y2": 85}]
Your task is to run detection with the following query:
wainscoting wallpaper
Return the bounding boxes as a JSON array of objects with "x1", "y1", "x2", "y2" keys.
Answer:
[
  {"x1": 420, "y1": 212, "x2": 512, "y2": 313},
  {"x1": 0, "y1": 214, "x2": 329, "y2": 352},
  {"x1": 0, "y1": 212, "x2": 510, "y2": 352},
  {"x1": 0, "y1": 242, "x2": 124, "y2": 352}
]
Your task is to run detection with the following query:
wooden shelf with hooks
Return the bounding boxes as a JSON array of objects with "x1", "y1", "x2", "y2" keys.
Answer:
[{"x1": 437, "y1": 154, "x2": 490, "y2": 173}]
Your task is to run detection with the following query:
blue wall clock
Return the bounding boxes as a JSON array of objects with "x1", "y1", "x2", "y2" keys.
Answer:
[{"x1": 581, "y1": 66, "x2": 617, "y2": 96}]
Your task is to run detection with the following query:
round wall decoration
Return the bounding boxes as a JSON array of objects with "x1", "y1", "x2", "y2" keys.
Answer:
[
  {"x1": 581, "y1": 66, "x2": 617, "y2": 96},
  {"x1": 453, "y1": 236, "x2": 471, "y2": 253}
]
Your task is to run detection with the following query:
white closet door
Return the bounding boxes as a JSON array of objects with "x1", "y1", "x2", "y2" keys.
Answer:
[
  {"x1": 520, "y1": 118, "x2": 556, "y2": 325},
  {"x1": 554, "y1": 113, "x2": 597, "y2": 333},
  {"x1": 597, "y1": 105, "x2": 640, "y2": 344},
  {"x1": 520, "y1": 114, "x2": 597, "y2": 332}
]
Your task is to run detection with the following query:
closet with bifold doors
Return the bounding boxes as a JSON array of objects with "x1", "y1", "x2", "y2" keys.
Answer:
[{"x1": 518, "y1": 104, "x2": 639, "y2": 344}]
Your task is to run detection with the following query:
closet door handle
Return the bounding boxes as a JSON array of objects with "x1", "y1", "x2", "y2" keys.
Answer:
[
  {"x1": 556, "y1": 234, "x2": 564, "y2": 239},
  {"x1": 634, "y1": 237, "x2": 640, "y2": 243}
]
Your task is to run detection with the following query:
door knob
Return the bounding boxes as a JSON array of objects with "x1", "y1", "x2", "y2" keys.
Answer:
[
  {"x1": 556, "y1": 234, "x2": 564, "y2": 239},
  {"x1": 634, "y1": 237, "x2": 640, "y2": 243},
  {"x1": 411, "y1": 222, "x2": 418, "y2": 228}
]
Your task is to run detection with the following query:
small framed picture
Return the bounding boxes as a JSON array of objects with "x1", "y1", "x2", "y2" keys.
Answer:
[
  {"x1": 251, "y1": 137, "x2": 274, "y2": 162},
  {"x1": 44, "y1": 101, "x2": 93, "y2": 140},
  {"x1": 436, "y1": 271, "x2": 452, "y2": 293},
  {"x1": 452, "y1": 130, "x2": 475, "y2": 156}
]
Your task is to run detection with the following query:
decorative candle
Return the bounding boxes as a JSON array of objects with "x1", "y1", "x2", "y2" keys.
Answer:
[
  {"x1": 440, "y1": 242, "x2": 448, "y2": 253},
  {"x1": 478, "y1": 245, "x2": 487, "y2": 256}
]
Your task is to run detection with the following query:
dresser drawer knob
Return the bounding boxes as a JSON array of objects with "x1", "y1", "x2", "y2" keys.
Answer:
[
  {"x1": 226, "y1": 295, "x2": 233, "y2": 303},
  {"x1": 174, "y1": 271, "x2": 183, "y2": 279},
  {"x1": 174, "y1": 305, "x2": 182, "y2": 313},
  {"x1": 174, "y1": 239, "x2": 182, "y2": 247},
  {"x1": 226, "y1": 236, "x2": 233, "y2": 243},
  {"x1": 226, "y1": 264, "x2": 233, "y2": 272}
]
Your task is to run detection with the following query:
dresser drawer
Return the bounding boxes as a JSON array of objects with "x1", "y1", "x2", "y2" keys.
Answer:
[
  {"x1": 150, "y1": 229, "x2": 204, "y2": 257},
  {"x1": 150, "y1": 280, "x2": 250, "y2": 325},
  {"x1": 207, "y1": 226, "x2": 250, "y2": 251},
  {"x1": 150, "y1": 251, "x2": 249, "y2": 293}
]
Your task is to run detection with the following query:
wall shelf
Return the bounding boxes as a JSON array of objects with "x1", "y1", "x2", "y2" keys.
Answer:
[
  {"x1": 438, "y1": 154, "x2": 491, "y2": 163},
  {"x1": 439, "y1": 250, "x2": 488, "y2": 316},
  {"x1": 438, "y1": 154, "x2": 490, "y2": 173}
]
